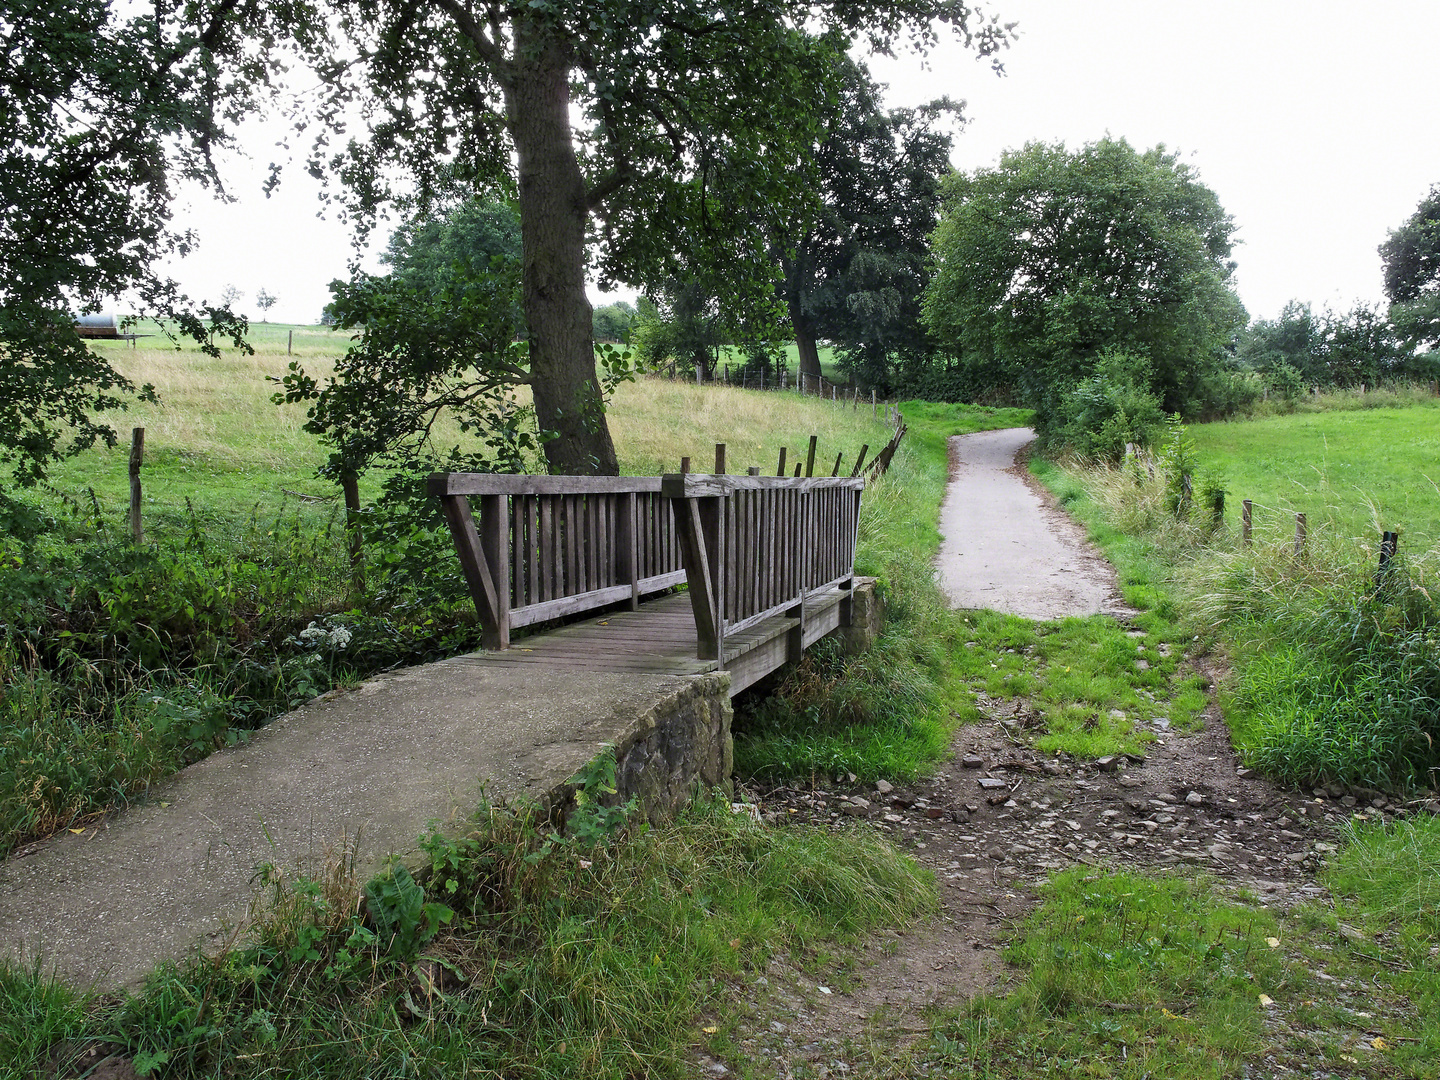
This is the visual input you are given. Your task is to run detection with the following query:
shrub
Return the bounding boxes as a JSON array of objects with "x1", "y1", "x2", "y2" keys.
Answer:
[{"x1": 1045, "y1": 348, "x2": 1165, "y2": 462}]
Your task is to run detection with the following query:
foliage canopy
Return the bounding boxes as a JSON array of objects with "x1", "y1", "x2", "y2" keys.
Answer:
[
  {"x1": 777, "y1": 57, "x2": 960, "y2": 391},
  {"x1": 297, "y1": 0, "x2": 1009, "y2": 472},
  {"x1": 1380, "y1": 183, "x2": 1440, "y2": 351},
  {"x1": 922, "y1": 138, "x2": 1247, "y2": 443},
  {"x1": 0, "y1": 0, "x2": 283, "y2": 485}
]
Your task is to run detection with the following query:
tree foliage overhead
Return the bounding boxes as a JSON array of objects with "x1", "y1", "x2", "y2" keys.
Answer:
[
  {"x1": 297, "y1": 0, "x2": 1010, "y2": 473},
  {"x1": 922, "y1": 138, "x2": 1247, "y2": 439},
  {"x1": 776, "y1": 57, "x2": 960, "y2": 392},
  {"x1": 1380, "y1": 184, "x2": 1440, "y2": 352},
  {"x1": 0, "y1": 0, "x2": 288, "y2": 485}
]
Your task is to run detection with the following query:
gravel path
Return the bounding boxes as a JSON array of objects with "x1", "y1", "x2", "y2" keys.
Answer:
[{"x1": 936, "y1": 427, "x2": 1130, "y2": 619}]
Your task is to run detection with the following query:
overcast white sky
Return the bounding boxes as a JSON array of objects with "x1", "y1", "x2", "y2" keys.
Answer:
[{"x1": 162, "y1": 0, "x2": 1440, "y2": 326}]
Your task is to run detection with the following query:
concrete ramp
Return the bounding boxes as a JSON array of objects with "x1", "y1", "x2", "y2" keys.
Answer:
[{"x1": 0, "y1": 658, "x2": 729, "y2": 990}]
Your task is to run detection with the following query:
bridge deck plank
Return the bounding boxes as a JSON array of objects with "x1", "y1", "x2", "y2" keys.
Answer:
[{"x1": 465, "y1": 588, "x2": 848, "y2": 695}]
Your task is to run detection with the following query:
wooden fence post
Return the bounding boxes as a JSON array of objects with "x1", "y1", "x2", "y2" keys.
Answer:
[
  {"x1": 714, "y1": 443, "x2": 726, "y2": 474},
  {"x1": 287, "y1": 329, "x2": 293, "y2": 356},
  {"x1": 1242, "y1": 499, "x2": 1252, "y2": 545},
  {"x1": 1377, "y1": 530, "x2": 1399, "y2": 586},
  {"x1": 1294, "y1": 513, "x2": 1307, "y2": 558},
  {"x1": 776, "y1": 447, "x2": 788, "y2": 476},
  {"x1": 128, "y1": 427, "x2": 144, "y2": 543},
  {"x1": 872, "y1": 388, "x2": 877, "y2": 418},
  {"x1": 804, "y1": 435, "x2": 818, "y2": 478},
  {"x1": 830, "y1": 451, "x2": 843, "y2": 477},
  {"x1": 850, "y1": 444, "x2": 869, "y2": 477}
]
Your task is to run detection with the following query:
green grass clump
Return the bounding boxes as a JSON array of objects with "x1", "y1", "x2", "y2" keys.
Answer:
[
  {"x1": 1263, "y1": 815, "x2": 1440, "y2": 1077},
  {"x1": 3, "y1": 795, "x2": 934, "y2": 1079},
  {"x1": 920, "y1": 869, "x2": 1287, "y2": 1079}
]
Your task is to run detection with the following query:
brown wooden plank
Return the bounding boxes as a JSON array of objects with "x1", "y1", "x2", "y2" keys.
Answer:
[
  {"x1": 660, "y1": 474, "x2": 864, "y2": 498},
  {"x1": 539, "y1": 497, "x2": 555, "y2": 602},
  {"x1": 564, "y1": 494, "x2": 579, "y2": 596},
  {"x1": 431, "y1": 473, "x2": 664, "y2": 496},
  {"x1": 438, "y1": 494, "x2": 506, "y2": 650},
  {"x1": 478, "y1": 493, "x2": 511, "y2": 641},
  {"x1": 672, "y1": 496, "x2": 722, "y2": 660}
]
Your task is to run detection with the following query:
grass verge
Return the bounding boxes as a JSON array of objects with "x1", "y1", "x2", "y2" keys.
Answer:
[
  {"x1": 915, "y1": 868, "x2": 1287, "y2": 1078},
  {"x1": 1, "y1": 794, "x2": 934, "y2": 1079},
  {"x1": 1037, "y1": 408, "x2": 1440, "y2": 792}
]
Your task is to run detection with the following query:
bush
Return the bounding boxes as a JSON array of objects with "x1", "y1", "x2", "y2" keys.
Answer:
[{"x1": 1043, "y1": 348, "x2": 1165, "y2": 461}]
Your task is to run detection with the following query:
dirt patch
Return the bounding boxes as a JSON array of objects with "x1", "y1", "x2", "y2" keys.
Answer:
[{"x1": 706, "y1": 673, "x2": 1429, "y2": 1078}]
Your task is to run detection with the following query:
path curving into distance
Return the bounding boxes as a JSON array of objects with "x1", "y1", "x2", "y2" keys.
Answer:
[{"x1": 935, "y1": 428, "x2": 1130, "y2": 621}]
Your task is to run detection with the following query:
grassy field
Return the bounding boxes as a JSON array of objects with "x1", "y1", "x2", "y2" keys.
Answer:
[
  {"x1": 1043, "y1": 399, "x2": 1440, "y2": 793},
  {"x1": 61, "y1": 325, "x2": 880, "y2": 534},
  {"x1": 1192, "y1": 400, "x2": 1440, "y2": 550}
]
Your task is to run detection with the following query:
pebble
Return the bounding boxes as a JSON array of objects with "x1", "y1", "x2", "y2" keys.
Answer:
[
  {"x1": 1186, "y1": 791, "x2": 1205, "y2": 806},
  {"x1": 962, "y1": 755, "x2": 985, "y2": 769},
  {"x1": 977, "y1": 778, "x2": 1008, "y2": 789},
  {"x1": 875, "y1": 779, "x2": 894, "y2": 795}
]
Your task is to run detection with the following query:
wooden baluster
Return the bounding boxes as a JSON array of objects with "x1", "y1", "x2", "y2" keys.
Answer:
[{"x1": 479, "y1": 493, "x2": 511, "y2": 645}]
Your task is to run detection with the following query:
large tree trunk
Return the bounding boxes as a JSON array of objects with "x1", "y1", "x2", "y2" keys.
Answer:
[
  {"x1": 505, "y1": 26, "x2": 619, "y2": 475},
  {"x1": 781, "y1": 254, "x2": 823, "y2": 386},
  {"x1": 788, "y1": 296, "x2": 823, "y2": 386}
]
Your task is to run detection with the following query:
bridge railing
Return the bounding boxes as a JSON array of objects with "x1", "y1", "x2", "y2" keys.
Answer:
[
  {"x1": 430, "y1": 471, "x2": 863, "y2": 662},
  {"x1": 427, "y1": 474, "x2": 686, "y2": 650},
  {"x1": 659, "y1": 474, "x2": 864, "y2": 661}
]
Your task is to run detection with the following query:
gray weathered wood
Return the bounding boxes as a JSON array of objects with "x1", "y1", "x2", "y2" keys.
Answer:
[
  {"x1": 439, "y1": 494, "x2": 505, "y2": 649},
  {"x1": 429, "y1": 473, "x2": 664, "y2": 496},
  {"x1": 660, "y1": 474, "x2": 863, "y2": 498},
  {"x1": 128, "y1": 427, "x2": 144, "y2": 544}
]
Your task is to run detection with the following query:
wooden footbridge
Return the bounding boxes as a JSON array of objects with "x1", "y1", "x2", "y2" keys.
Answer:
[{"x1": 427, "y1": 432, "x2": 903, "y2": 694}]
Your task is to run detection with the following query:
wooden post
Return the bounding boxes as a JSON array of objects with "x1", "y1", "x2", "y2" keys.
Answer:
[
  {"x1": 1377, "y1": 530, "x2": 1399, "y2": 586},
  {"x1": 850, "y1": 444, "x2": 869, "y2": 477},
  {"x1": 793, "y1": 462, "x2": 801, "y2": 477},
  {"x1": 747, "y1": 466, "x2": 760, "y2": 476},
  {"x1": 436, "y1": 491, "x2": 505, "y2": 649},
  {"x1": 696, "y1": 363, "x2": 702, "y2": 386},
  {"x1": 680, "y1": 456, "x2": 691, "y2": 474},
  {"x1": 1294, "y1": 513, "x2": 1307, "y2": 558},
  {"x1": 128, "y1": 427, "x2": 144, "y2": 544},
  {"x1": 620, "y1": 491, "x2": 639, "y2": 609},
  {"x1": 871, "y1": 388, "x2": 876, "y2": 418},
  {"x1": 341, "y1": 472, "x2": 364, "y2": 594},
  {"x1": 479, "y1": 493, "x2": 510, "y2": 638},
  {"x1": 1242, "y1": 499, "x2": 1252, "y2": 545},
  {"x1": 714, "y1": 443, "x2": 726, "y2": 475},
  {"x1": 776, "y1": 447, "x2": 788, "y2": 476},
  {"x1": 804, "y1": 435, "x2": 818, "y2": 478},
  {"x1": 287, "y1": 329, "x2": 293, "y2": 356},
  {"x1": 830, "y1": 451, "x2": 843, "y2": 477}
]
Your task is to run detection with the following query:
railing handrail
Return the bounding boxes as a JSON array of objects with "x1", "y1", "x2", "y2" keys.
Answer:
[
  {"x1": 428, "y1": 472, "x2": 685, "y2": 650},
  {"x1": 659, "y1": 473, "x2": 865, "y2": 497},
  {"x1": 432, "y1": 470, "x2": 864, "y2": 664},
  {"x1": 430, "y1": 473, "x2": 664, "y2": 496}
]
